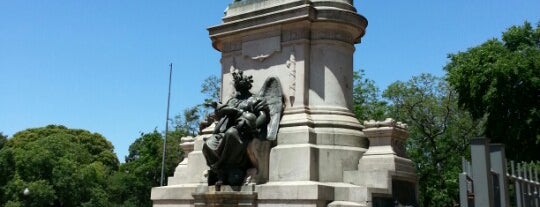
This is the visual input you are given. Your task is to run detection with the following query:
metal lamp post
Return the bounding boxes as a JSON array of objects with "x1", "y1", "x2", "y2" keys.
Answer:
[{"x1": 23, "y1": 187, "x2": 30, "y2": 206}]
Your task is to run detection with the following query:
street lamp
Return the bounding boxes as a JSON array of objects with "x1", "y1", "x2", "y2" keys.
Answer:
[{"x1": 23, "y1": 187, "x2": 30, "y2": 206}]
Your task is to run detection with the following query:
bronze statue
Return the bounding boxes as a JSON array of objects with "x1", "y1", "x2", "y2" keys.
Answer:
[{"x1": 202, "y1": 71, "x2": 283, "y2": 187}]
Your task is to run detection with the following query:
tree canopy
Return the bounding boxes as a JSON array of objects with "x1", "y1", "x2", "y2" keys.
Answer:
[
  {"x1": 173, "y1": 106, "x2": 201, "y2": 137},
  {"x1": 201, "y1": 74, "x2": 221, "y2": 103},
  {"x1": 0, "y1": 125, "x2": 119, "y2": 207},
  {"x1": 445, "y1": 21, "x2": 540, "y2": 161},
  {"x1": 110, "y1": 130, "x2": 183, "y2": 207},
  {"x1": 0, "y1": 132, "x2": 6, "y2": 150},
  {"x1": 0, "y1": 125, "x2": 185, "y2": 207},
  {"x1": 383, "y1": 74, "x2": 482, "y2": 206},
  {"x1": 352, "y1": 69, "x2": 388, "y2": 122}
]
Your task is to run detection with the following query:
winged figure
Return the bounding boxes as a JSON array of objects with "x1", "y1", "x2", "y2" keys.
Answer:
[{"x1": 202, "y1": 71, "x2": 283, "y2": 188}]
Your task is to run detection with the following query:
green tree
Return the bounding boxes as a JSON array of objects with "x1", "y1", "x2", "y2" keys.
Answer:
[
  {"x1": 352, "y1": 69, "x2": 388, "y2": 121},
  {"x1": 173, "y1": 106, "x2": 201, "y2": 136},
  {"x1": 0, "y1": 125, "x2": 119, "y2": 207},
  {"x1": 109, "y1": 74, "x2": 220, "y2": 206},
  {"x1": 201, "y1": 74, "x2": 221, "y2": 103},
  {"x1": 0, "y1": 132, "x2": 7, "y2": 150},
  {"x1": 383, "y1": 74, "x2": 482, "y2": 206},
  {"x1": 111, "y1": 130, "x2": 183, "y2": 207},
  {"x1": 0, "y1": 147, "x2": 15, "y2": 204},
  {"x1": 200, "y1": 74, "x2": 221, "y2": 127},
  {"x1": 445, "y1": 22, "x2": 540, "y2": 161},
  {"x1": 0, "y1": 132, "x2": 9, "y2": 192}
]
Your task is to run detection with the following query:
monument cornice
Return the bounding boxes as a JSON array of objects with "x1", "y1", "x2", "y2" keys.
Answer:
[
  {"x1": 209, "y1": 4, "x2": 314, "y2": 51},
  {"x1": 225, "y1": 0, "x2": 357, "y2": 20},
  {"x1": 208, "y1": 2, "x2": 367, "y2": 51},
  {"x1": 224, "y1": 0, "x2": 308, "y2": 22}
]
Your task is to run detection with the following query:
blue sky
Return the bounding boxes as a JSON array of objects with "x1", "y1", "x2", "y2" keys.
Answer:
[{"x1": 1, "y1": 1, "x2": 539, "y2": 161}]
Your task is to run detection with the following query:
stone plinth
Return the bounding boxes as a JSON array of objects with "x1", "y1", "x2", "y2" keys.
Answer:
[
  {"x1": 168, "y1": 136, "x2": 195, "y2": 185},
  {"x1": 152, "y1": 127, "x2": 213, "y2": 205},
  {"x1": 193, "y1": 186, "x2": 257, "y2": 207},
  {"x1": 166, "y1": 135, "x2": 209, "y2": 185},
  {"x1": 152, "y1": 184, "x2": 199, "y2": 207},
  {"x1": 343, "y1": 119, "x2": 418, "y2": 206}
]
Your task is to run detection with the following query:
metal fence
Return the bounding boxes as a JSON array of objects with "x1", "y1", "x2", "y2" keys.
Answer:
[{"x1": 459, "y1": 138, "x2": 540, "y2": 207}]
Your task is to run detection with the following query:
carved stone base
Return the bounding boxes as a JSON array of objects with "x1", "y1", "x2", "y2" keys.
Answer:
[
  {"x1": 256, "y1": 181, "x2": 368, "y2": 207},
  {"x1": 192, "y1": 185, "x2": 257, "y2": 207},
  {"x1": 342, "y1": 119, "x2": 418, "y2": 206}
]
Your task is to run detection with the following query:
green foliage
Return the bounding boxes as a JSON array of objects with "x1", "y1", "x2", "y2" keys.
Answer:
[
  {"x1": 0, "y1": 133, "x2": 14, "y2": 197},
  {"x1": 106, "y1": 74, "x2": 215, "y2": 206},
  {"x1": 383, "y1": 74, "x2": 482, "y2": 206},
  {"x1": 445, "y1": 21, "x2": 540, "y2": 161},
  {"x1": 352, "y1": 69, "x2": 388, "y2": 121},
  {"x1": 201, "y1": 74, "x2": 221, "y2": 103},
  {"x1": 1, "y1": 113, "x2": 189, "y2": 207},
  {"x1": 173, "y1": 106, "x2": 201, "y2": 136},
  {"x1": 111, "y1": 130, "x2": 183, "y2": 207},
  {"x1": 200, "y1": 74, "x2": 221, "y2": 126},
  {"x1": 4, "y1": 201, "x2": 22, "y2": 207},
  {"x1": 0, "y1": 125, "x2": 119, "y2": 207},
  {"x1": 2, "y1": 176, "x2": 56, "y2": 207},
  {"x1": 107, "y1": 170, "x2": 145, "y2": 207},
  {"x1": 0, "y1": 148, "x2": 15, "y2": 192},
  {"x1": 0, "y1": 132, "x2": 7, "y2": 149}
]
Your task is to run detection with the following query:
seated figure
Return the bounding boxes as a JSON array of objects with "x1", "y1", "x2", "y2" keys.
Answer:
[{"x1": 202, "y1": 71, "x2": 282, "y2": 187}]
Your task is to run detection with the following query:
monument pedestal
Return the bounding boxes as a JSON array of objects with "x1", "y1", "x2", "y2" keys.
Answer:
[
  {"x1": 152, "y1": 184, "x2": 199, "y2": 207},
  {"x1": 151, "y1": 128, "x2": 213, "y2": 207},
  {"x1": 152, "y1": 1, "x2": 417, "y2": 206},
  {"x1": 193, "y1": 186, "x2": 257, "y2": 207},
  {"x1": 256, "y1": 181, "x2": 369, "y2": 206},
  {"x1": 343, "y1": 119, "x2": 418, "y2": 206}
]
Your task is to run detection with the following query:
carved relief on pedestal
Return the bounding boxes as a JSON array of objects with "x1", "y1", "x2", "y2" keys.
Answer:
[
  {"x1": 286, "y1": 48, "x2": 296, "y2": 107},
  {"x1": 242, "y1": 36, "x2": 281, "y2": 62},
  {"x1": 229, "y1": 56, "x2": 238, "y2": 74}
]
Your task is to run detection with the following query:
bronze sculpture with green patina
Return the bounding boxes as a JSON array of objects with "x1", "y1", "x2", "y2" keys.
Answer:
[{"x1": 202, "y1": 71, "x2": 283, "y2": 188}]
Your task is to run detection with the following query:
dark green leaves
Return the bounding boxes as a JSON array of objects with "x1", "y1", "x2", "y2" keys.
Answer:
[
  {"x1": 0, "y1": 125, "x2": 119, "y2": 207},
  {"x1": 383, "y1": 74, "x2": 482, "y2": 206},
  {"x1": 445, "y1": 21, "x2": 540, "y2": 161},
  {"x1": 352, "y1": 69, "x2": 388, "y2": 121}
]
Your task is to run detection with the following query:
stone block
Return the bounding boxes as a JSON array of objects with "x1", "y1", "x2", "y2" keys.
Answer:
[
  {"x1": 150, "y1": 184, "x2": 199, "y2": 203},
  {"x1": 192, "y1": 185, "x2": 258, "y2": 207},
  {"x1": 332, "y1": 183, "x2": 369, "y2": 203},
  {"x1": 257, "y1": 181, "x2": 334, "y2": 200},
  {"x1": 327, "y1": 201, "x2": 367, "y2": 207},
  {"x1": 276, "y1": 125, "x2": 317, "y2": 145},
  {"x1": 269, "y1": 144, "x2": 318, "y2": 181},
  {"x1": 316, "y1": 145, "x2": 365, "y2": 182}
]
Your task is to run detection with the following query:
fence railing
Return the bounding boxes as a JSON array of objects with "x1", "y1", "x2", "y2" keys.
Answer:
[{"x1": 459, "y1": 138, "x2": 540, "y2": 207}]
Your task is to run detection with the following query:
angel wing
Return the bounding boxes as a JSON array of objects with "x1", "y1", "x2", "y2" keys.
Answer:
[{"x1": 258, "y1": 77, "x2": 284, "y2": 141}]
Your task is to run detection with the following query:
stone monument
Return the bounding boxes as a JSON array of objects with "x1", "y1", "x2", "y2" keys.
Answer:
[{"x1": 151, "y1": 0, "x2": 418, "y2": 206}]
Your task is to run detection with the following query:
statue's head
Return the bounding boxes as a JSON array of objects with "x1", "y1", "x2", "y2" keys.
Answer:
[{"x1": 232, "y1": 71, "x2": 253, "y2": 93}]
